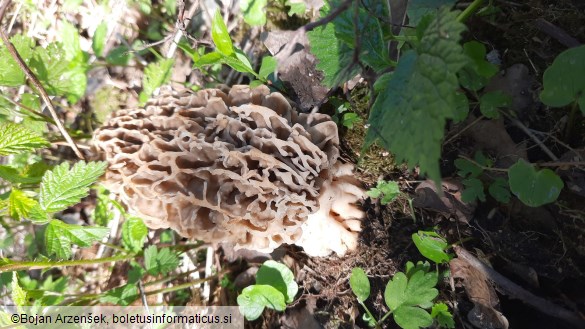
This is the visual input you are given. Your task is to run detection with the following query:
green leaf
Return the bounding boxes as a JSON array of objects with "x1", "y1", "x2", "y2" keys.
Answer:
[
  {"x1": 408, "y1": 0, "x2": 456, "y2": 25},
  {"x1": 30, "y1": 43, "x2": 87, "y2": 103},
  {"x1": 286, "y1": 0, "x2": 306, "y2": 16},
  {"x1": 39, "y1": 161, "x2": 107, "y2": 213},
  {"x1": 105, "y1": 46, "x2": 132, "y2": 65},
  {"x1": 60, "y1": 21, "x2": 83, "y2": 62},
  {"x1": 139, "y1": 58, "x2": 174, "y2": 105},
  {"x1": 367, "y1": 180, "x2": 401, "y2": 205},
  {"x1": 12, "y1": 272, "x2": 29, "y2": 307},
  {"x1": 241, "y1": 0, "x2": 267, "y2": 26},
  {"x1": 463, "y1": 41, "x2": 498, "y2": 78},
  {"x1": 194, "y1": 51, "x2": 223, "y2": 67},
  {"x1": 431, "y1": 302, "x2": 455, "y2": 328},
  {"x1": 540, "y1": 45, "x2": 585, "y2": 114},
  {"x1": 8, "y1": 189, "x2": 37, "y2": 220},
  {"x1": 342, "y1": 112, "x2": 362, "y2": 129},
  {"x1": 45, "y1": 220, "x2": 109, "y2": 259},
  {"x1": 350, "y1": 267, "x2": 370, "y2": 303},
  {"x1": 0, "y1": 35, "x2": 35, "y2": 87},
  {"x1": 453, "y1": 92, "x2": 469, "y2": 123},
  {"x1": 128, "y1": 261, "x2": 146, "y2": 284},
  {"x1": 385, "y1": 271, "x2": 408, "y2": 311},
  {"x1": 307, "y1": 21, "x2": 360, "y2": 87},
  {"x1": 0, "y1": 165, "x2": 43, "y2": 184},
  {"x1": 92, "y1": 22, "x2": 108, "y2": 57},
  {"x1": 99, "y1": 284, "x2": 139, "y2": 306},
  {"x1": 454, "y1": 157, "x2": 482, "y2": 178},
  {"x1": 412, "y1": 231, "x2": 451, "y2": 264},
  {"x1": 0, "y1": 123, "x2": 49, "y2": 155},
  {"x1": 211, "y1": 10, "x2": 234, "y2": 56},
  {"x1": 365, "y1": 8, "x2": 466, "y2": 185},
  {"x1": 222, "y1": 50, "x2": 256, "y2": 76},
  {"x1": 488, "y1": 177, "x2": 511, "y2": 203},
  {"x1": 258, "y1": 55, "x2": 277, "y2": 80},
  {"x1": 479, "y1": 90, "x2": 511, "y2": 119},
  {"x1": 256, "y1": 260, "x2": 298, "y2": 303},
  {"x1": 403, "y1": 269, "x2": 438, "y2": 306},
  {"x1": 461, "y1": 177, "x2": 486, "y2": 202},
  {"x1": 394, "y1": 305, "x2": 433, "y2": 329},
  {"x1": 237, "y1": 285, "x2": 286, "y2": 321},
  {"x1": 122, "y1": 216, "x2": 148, "y2": 253},
  {"x1": 508, "y1": 159, "x2": 563, "y2": 207},
  {"x1": 144, "y1": 246, "x2": 180, "y2": 276}
]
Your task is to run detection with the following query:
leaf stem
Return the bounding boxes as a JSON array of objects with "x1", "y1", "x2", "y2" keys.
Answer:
[
  {"x1": 458, "y1": 155, "x2": 508, "y2": 172},
  {"x1": 457, "y1": 0, "x2": 486, "y2": 22},
  {"x1": 0, "y1": 253, "x2": 134, "y2": 272},
  {"x1": 359, "y1": 302, "x2": 380, "y2": 327}
]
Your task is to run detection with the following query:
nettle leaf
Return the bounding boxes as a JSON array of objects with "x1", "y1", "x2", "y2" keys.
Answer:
[
  {"x1": 540, "y1": 45, "x2": 585, "y2": 114},
  {"x1": 366, "y1": 8, "x2": 466, "y2": 184},
  {"x1": 462, "y1": 177, "x2": 486, "y2": 202},
  {"x1": 92, "y1": 22, "x2": 108, "y2": 57},
  {"x1": 412, "y1": 231, "x2": 451, "y2": 264},
  {"x1": 0, "y1": 165, "x2": 42, "y2": 184},
  {"x1": 307, "y1": 18, "x2": 360, "y2": 88},
  {"x1": 431, "y1": 302, "x2": 455, "y2": 328},
  {"x1": 408, "y1": 0, "x2": 456, "y2": 25},
  {"x1": 241, "y1": 0, "x2": 267, "y2": 26},
  {"x1": 122, "y1": 216, "x2": 148, "y2": 253},
  {"x1": 212, "y1": 10, "x2": 234, "y2": 56},
  {"x1": 0, "y1": 123, "x2": 49, "y2": 155},
  {"x1": 12, "y1": 272, "x2": 28, "y2": 307},
  {"x1": 0, "y1": 35, "x2": 35, "y2": 87},
  {"x1": 139, "y1": 58, "x2": 174, "y2": 105},
  {"x1": 237, "y1": 285, "x2": 286, "y2": 321},
  {"x1": 508, "y1": 159, "x2": 563, "y2": 207},
  {"x1": 479, "y1": 90, "x2": 512, "y2": 119},
  {"x1": 489, "y1": 177, "x2": 511, "y2": 203},
  {"x1": 256, "y1": 260, "x2": 298, "y2": 303},
  {"x1": 39, "y1": 161, "x2": 107, "y2": 213},
  {"x1": 144, "y1": 246, "x2": 180, "y2": 276},
  {"x1": 350, "y1": 267, "x2": 370, "y2": 303},
  {"x1": 31, "y1": 43, "x2": 87, "y2": 103},
  {"x1": 45, "y1": 219, "x2": 109, "y2": 259},
  {"x1": 8, "y1": 189, "x2": 38, "y2": 220}
]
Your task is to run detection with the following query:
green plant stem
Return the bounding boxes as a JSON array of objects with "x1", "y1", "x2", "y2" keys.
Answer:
[
  {"x1": 564, "y1": 101, "x2": 579, "y2": 142},
  {"x1": 0, "y1": 253, "x2": 134, "y2": 272},
  {"x1": 458, "y1": 155, "x2": 508, "y2": 173},
  {"x1": 378, "y1": 310, "x2": 393, "y2": 326},
  {"x1": 457, "y1": 0, "x2": 485, "y2": 22},
  {"x1": 359, "y1": 302, "x2": 380, "y2": 327},
  {"x1": 146, "y1": 273, "x2": 220, "y2": 296}
]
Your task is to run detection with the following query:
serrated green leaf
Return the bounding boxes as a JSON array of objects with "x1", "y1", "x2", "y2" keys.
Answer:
[
  {"x1": 461, "y1": 177, "x2": 486, "y2": 202},
  {"x1": 350, "y1": 267, "x2": 370, "y2": 303},
  {"x1": 412, "y1": 231, "x2": 451, "y2": 264},
  {"x1": 307, "y1": 21, "x2": 360, "y2": 87},
  {"x1": 453, "y1": 92, "x2": 469, "y2": 123},
  {"x1": 39, "y1": 161, "x2": 107, "y2": 213},
  {"x1": 211, "y1": 10, "x2": 234, "y2": 56},
  {"x1": 12, "y1": 272, "x2": 28, "y2": 307},
  {"x1": 365, "y1": 8, "x2": 466, "y2": 185},
  {"x1": 480, "y1": 90, "x2": 511, "y2": 118},
  {"x1": 128, "y1": 261, "x2": 146, "y2": 284},
  {"x1": 454, "y1": 157, "x2": 482, "y2": 178},
  {"x1": 139, "y1": 58, "x2": 174, "y2": 105},
  {"x1": 241, "y1": 0, "x2": 267, "y2": 26},
  {"x1": 92, "y1": 22, "x2": 108, "y2": 57},
  {"x1": 488, "y1": 177, "x2": 511, "y2": 203},
  {"x1": 0, "y1": 123, "x2": 49, "y2": 155},
  {"x1": 122, "y1": 216, "x2": 148, "y2": 253},
  {"x1": 237, "y1": 285, "x2": 286, "y2": 321},
  {"x1": 258, "y1": 55, "x2": 277, "y2": 80},
  {"x1": 408, "y1": 0, "x2": 456, "y2": 25},
  {"x1": 256, "y1": 260, "x2": 298, "y2": 303},
  {"x1": 0, "y1": 35, "x2": 35, "y2": 87},
  {"x1": 99, "y1": 284, "x2": 139, "y2": 306},
  {"x1": 394, "y1": 305, "x2": 433, "y2": 329},
  {"x1": 431, "y1": 302, "x2": 455, "y2": 328},
  {"x1": 540, "y1": 45, "x2": 585, "y2": 114},
  {"x1": 0, "y1": 165, "x2": 43, "y2": 184},
  {"x1": 45, "y1": 220, "x2": 109, "y2": 259},
  {"x1": 508, "y1": 159, "x2": 563, "y2": 207},
  {"x1": 8, "y1": 189, "x2": 37, "y2": 220},
  {"x1": 92, "y1": 186, "x2": 113, "y2": 226},
  {"x1": 144, "y1": 246, "x2": 180, "y2": 276}
]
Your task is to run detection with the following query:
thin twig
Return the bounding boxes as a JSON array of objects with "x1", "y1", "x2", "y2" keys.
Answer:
[
  {"x1": 454, "y1": 246, "x2": 585, "y2": 329},
  {"x1": 458, "y1": 155, "x2": 509, "y2": 172},
  {"x1": 0, "y1": 0, "x2": 85, "y2": 159},
  {"x1": 505, "y1": 112, "x2": 559, "y2": 161}
]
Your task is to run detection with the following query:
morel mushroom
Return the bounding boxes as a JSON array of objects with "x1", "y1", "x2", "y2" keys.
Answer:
[{"x1": 92, "y1": 85, "x2": 364, "y2": 256}]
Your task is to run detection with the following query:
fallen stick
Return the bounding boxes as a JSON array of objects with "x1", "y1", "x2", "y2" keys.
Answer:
[{"x1": 453, "y1": 245, "x2": 585, "y2": 328}]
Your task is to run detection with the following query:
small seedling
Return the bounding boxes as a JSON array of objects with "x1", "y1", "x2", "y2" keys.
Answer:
[
  {"x1": 366, "y1": 180, "x2": 401, "y2": 205},
  {"x1": 237, "y1": 260, "x2": 298, "y2": 321}
]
